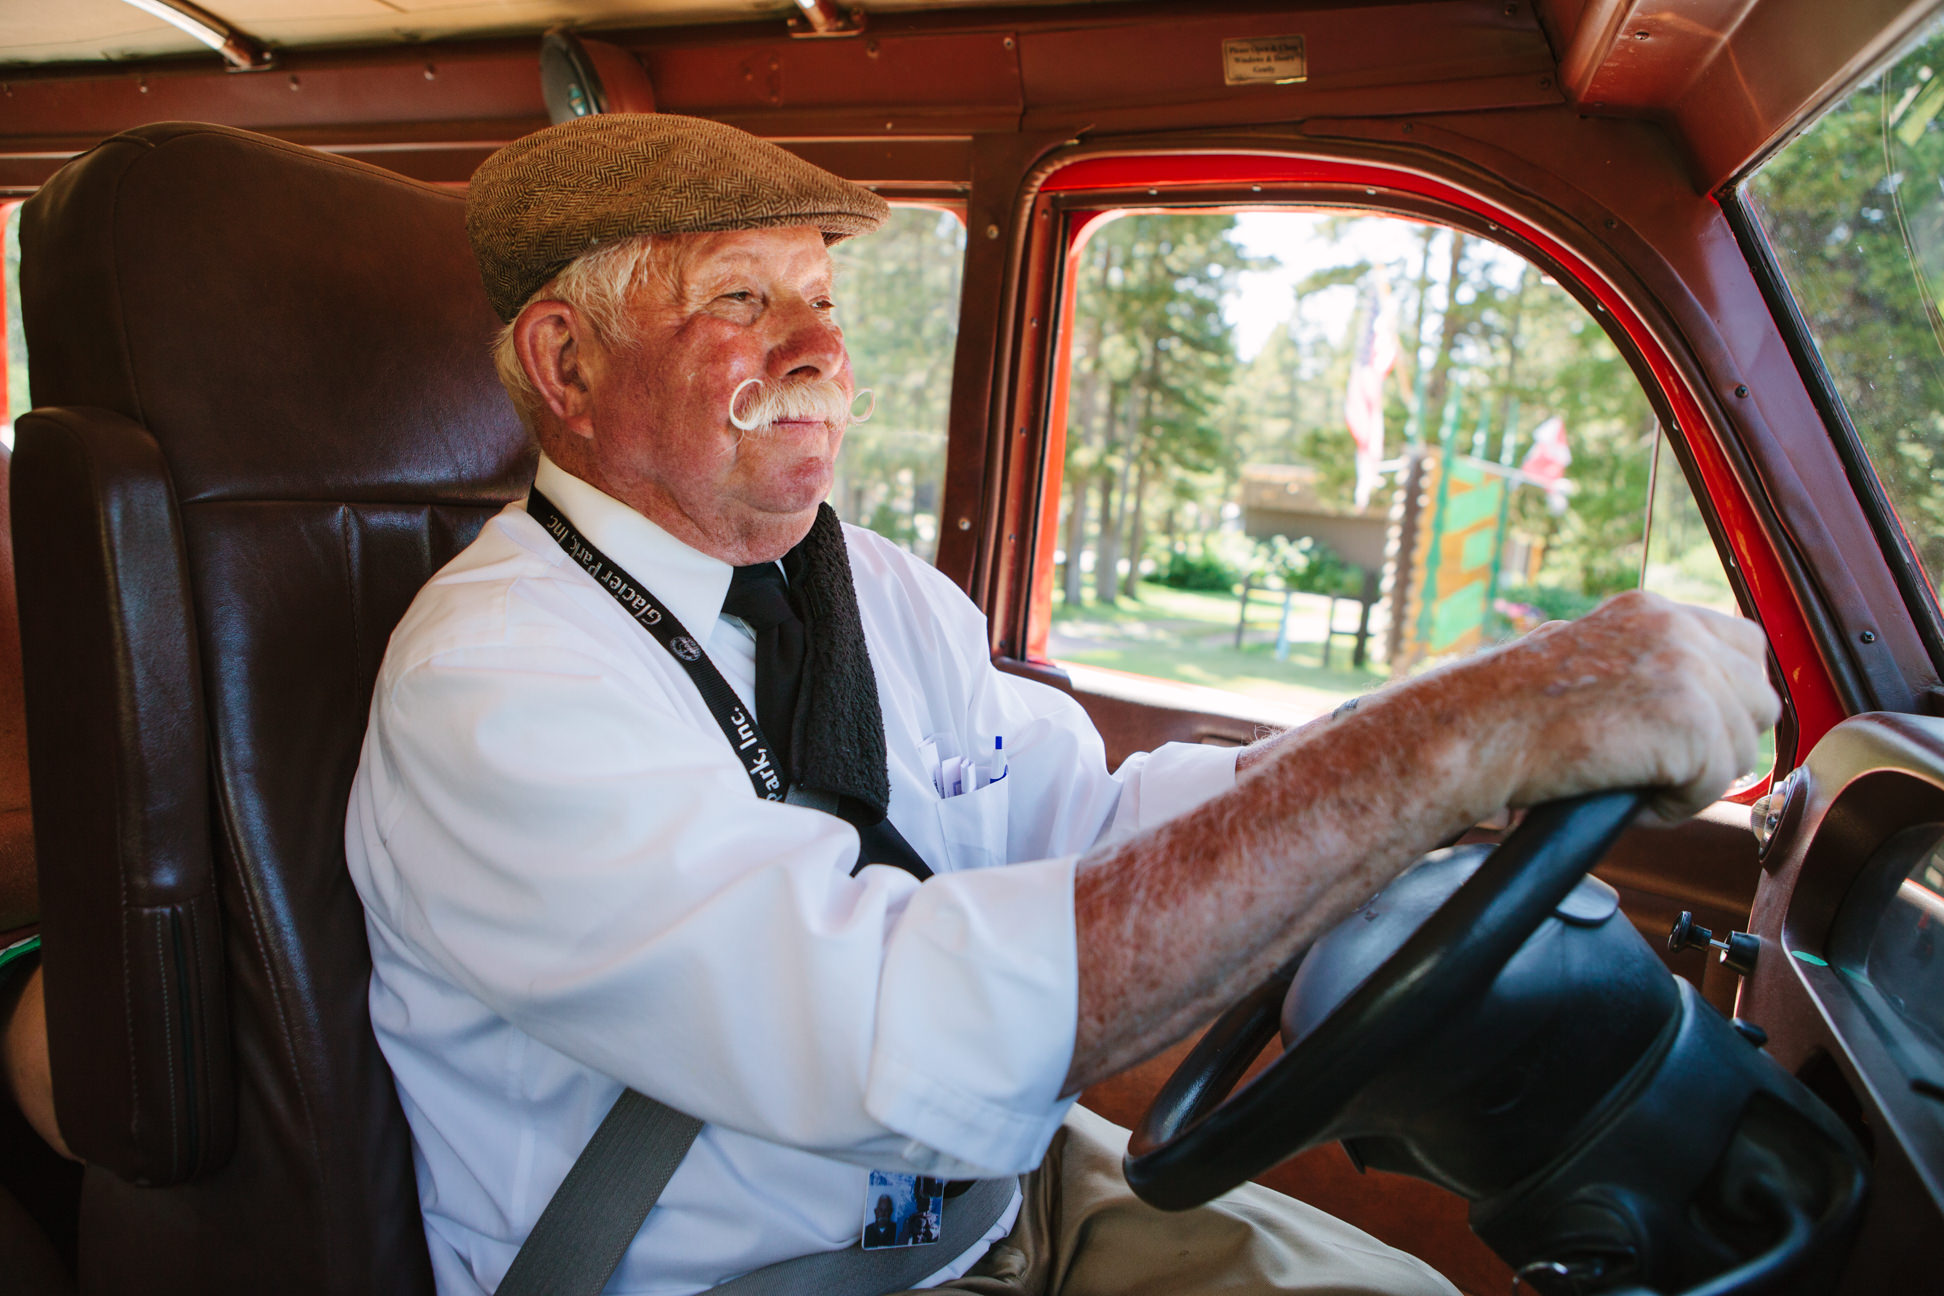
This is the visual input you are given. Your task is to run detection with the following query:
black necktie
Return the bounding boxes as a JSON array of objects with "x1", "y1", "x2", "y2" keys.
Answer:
[
  {"x1": 721, "y1": 552, "x2": 933, "y2": 882},
  {"x1": 722, "y1": 562, "x2": 805, "y2": 785}
]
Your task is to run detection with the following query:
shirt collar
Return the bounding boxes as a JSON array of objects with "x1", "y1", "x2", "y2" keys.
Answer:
[{"x1": 529, "y1": 453, "x2": 736, "y2": 641}]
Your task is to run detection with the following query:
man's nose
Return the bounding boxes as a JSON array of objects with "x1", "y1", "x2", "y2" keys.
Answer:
[{"x1": 769, "y1": 297, "x2": 847, "y2": 382}]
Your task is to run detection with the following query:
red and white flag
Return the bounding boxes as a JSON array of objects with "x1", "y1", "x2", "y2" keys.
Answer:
[
  {"x1": 1520, "y1": 415, "x2": 1572, "y2": 512},
  {"x1": 1343, "y1": 277, "x2": 1400, "y2": 509}
]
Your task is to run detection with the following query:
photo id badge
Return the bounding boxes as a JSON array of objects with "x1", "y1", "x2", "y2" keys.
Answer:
[{"x1": 860, "y1": 1171, "x2": 945, "y2": 1250}]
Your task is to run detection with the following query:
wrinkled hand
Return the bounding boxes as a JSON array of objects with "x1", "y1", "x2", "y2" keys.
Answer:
[{"x1": 1478, "y1": 590, "x2": 1780, "y2": 823}]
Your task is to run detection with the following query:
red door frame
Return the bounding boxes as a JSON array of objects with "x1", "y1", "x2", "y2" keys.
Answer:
[{"x1": 994, "y1": 151, "x2": 1846, "y2": 770}]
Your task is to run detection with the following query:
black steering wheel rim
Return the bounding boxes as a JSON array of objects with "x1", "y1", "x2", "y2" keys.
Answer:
[{"x1": 1124, "y1": 788, "x2": 1645, "y2": 1210}]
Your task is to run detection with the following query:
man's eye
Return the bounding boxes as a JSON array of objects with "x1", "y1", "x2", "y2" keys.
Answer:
[{"x1": 719, "y1": 290, "x2": 757, "y2": 304}]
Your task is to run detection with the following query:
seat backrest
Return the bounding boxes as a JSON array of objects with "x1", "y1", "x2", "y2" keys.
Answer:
[{"x1": 15, "y1": 121, "x2": 534, "y2": 1295}]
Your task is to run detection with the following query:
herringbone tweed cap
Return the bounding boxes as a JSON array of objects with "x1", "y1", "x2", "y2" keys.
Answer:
[{"x1": 467, "y1": 113, "x2": 889, "y2": 321}]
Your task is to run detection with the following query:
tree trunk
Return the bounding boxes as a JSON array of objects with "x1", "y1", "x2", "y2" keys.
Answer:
[
  {"x1": 1093, "y1": 462, "x2": 1120, "y2": 605},
  {"x1": 1122, "y1": 458, "x2": 1150, "y2": 599},
  {"x1": 1424, "y1": 232, "x2": 1469, "y2": 434},
  {"x1": 1496, "y1": 264, "x2": 1531, "y2": 452},
  {"x1": 1062, "y1": 466, "x2": 1088, "y2": 604},
  {"x1": 1090, "y1": 384, "x2": 1124, "y2": 604},
  {"x1": 1069, "y1": 249, "x2": 1118, "y2": 605},
  {"x1": 1404, "y1": 224, "x2": 1439, "y2": 399}
]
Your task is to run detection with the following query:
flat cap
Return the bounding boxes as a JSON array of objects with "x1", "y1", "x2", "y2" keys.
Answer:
[{"x1": 467, "y1": 113, "x2": 889, "y2": 322}]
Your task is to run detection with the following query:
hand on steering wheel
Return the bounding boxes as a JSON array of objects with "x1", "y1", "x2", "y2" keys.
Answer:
[{"x1": 1124, "y1": 789, "x2": 1644, "y2": 1210}]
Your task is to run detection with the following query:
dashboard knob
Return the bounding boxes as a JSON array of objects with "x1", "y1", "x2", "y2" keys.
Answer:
[{"x1": 1667, "y1": 912, "x2": 1760, "y2": 976}]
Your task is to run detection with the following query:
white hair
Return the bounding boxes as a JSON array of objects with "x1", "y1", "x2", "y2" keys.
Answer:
[{"x1": 491, "y1": 233, "x2": 682, "y2": 433}]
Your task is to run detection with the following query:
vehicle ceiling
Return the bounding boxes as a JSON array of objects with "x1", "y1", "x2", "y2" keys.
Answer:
[
  {"x1": 0, "y1": 0, "x2": 1143, "y2": 65},
  {"x1": 0, "y1": 1, "x2": 1940, "y2": 202}
]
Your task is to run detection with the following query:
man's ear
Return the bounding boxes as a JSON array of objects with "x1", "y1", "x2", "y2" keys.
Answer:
[{"x1": 512, "y1": 301, "x2": 599, "y2": 440}]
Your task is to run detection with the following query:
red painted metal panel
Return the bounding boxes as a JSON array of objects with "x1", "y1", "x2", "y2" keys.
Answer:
[
  {"x1": 634, "y1": 28, "x2": 1024, "y2": 131},
  {"x1": 1037, "y1": 152, "x2": 1846, "y2": 753},
  {"x1": 1017, "y1": 1, "x2": 1556, "y2": 121}
]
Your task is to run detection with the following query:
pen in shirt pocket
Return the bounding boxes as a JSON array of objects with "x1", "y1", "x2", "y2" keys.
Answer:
[{"x1": 923, "y1": 734, "x2": 1007, "y2": 797}]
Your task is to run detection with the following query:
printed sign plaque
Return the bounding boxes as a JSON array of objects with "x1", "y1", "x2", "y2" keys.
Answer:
[{"x1": 1223, "y1": 35, "x2": 1307, "y2": 86}]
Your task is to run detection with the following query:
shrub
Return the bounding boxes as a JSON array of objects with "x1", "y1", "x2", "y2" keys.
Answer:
[
  {"x1": 1255, "y1": 535, "x2": 1365, "y2": 600},
  {"x1": 1157, "y1": 532, "x2": 1258, "y2": 591},
  {"x1": 1499, "y1": 582, "x2": 1601, "y2": 622},
  {"x1": 1159, "y1": 544, "x2": 1241, "y2": 591}
]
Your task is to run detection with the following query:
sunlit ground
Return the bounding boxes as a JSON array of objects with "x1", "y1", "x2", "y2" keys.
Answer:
[
  {"x1": 1049, "y1": 581, "x2": 1387, "y2": 724},
  {"x1": 1048, "y1": 578, "x2": 1776, "y2": 780}
]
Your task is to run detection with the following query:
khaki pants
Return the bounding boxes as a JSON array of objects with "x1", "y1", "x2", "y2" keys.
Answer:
[{"x1": 894, "y1": 1107, "x2": 1459, "y2": 1296}]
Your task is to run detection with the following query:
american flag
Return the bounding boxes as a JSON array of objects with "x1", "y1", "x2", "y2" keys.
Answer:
[{"x1": 1344, "y1": 278, "x2": 1400, "y2": 508}]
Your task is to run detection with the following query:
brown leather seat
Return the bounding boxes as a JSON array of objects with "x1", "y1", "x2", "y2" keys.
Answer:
[{"x1": 15, "y1": 121, "x2": 534, "y2": 1294}]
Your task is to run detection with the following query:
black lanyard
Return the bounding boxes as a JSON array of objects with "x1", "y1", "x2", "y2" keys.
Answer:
[{"x1": 528, "y1": 489, "x2": 786, "y2": 802}]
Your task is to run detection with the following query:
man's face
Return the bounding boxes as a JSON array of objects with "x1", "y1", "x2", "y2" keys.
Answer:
[{"x1": 580, "y1": 225, "x2": 851, "y2": 558}]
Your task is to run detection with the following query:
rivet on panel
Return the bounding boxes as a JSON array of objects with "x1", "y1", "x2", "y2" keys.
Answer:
[
  {"x1": 985, "y1": 224, "x2": 1000, "y2": 239},
  {"x1": 958, "y1": 517, "x2": 973, "y2": 531},
  {"x1": 1734, "y1": 384, "x2": 1750, "y2": 398},
  {"x1": 1633, "y1": 29, "x2": 1651, "y2": 40},
  {"x1": 424, "y1": 63, "x2": 437, "y2": 80},
  {"x1": 866, "y1": 40, "x2": 880, "y2": 58},
  {"x1": 1861, "y1": 630, "x2": 1878, "y2": 644},
  {"x1": 1003, "y1": 36, "x2": 1015, "y2": 49},
  {"x1": 288, "y1": 74, "x2": 301, "y2": 90},
  {"x1": 1604, "y1": 217, "x2": 1618, "y2": 230}
]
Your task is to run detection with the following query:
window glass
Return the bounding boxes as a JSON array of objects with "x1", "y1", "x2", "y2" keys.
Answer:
[
  {"x1": 1743, "y1": 13, "x2": 1944, "y2": 598},
  {"x1": 1044, "y1": 209, "x2": 1747, "y2": 737},
  {"x1": 2, "y1": 202, "x2": 25, "y2": 444},
  {"x1": 1642, "y1": 431, "x2": 1739, "y2": 616},
  {"x1": 827, "y1": 206, "x2": 965, "y2": 562}
]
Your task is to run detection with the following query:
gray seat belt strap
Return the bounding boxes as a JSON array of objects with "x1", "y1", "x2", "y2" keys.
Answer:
[
  {"x1": 496, "y1": 1083, "x2": 1017, "y2": 1296},
  {"x1": 495, "y1": 1087, "x2": 702, "y2": 1296},
  {"x1": 707, "y1": 1174, "x2": 1019, "y2": 1296}
]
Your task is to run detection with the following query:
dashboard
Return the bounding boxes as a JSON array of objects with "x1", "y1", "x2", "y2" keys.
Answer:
[{"x1": 1743, "y1": 714, "x2": 1944, "y2": 1289}]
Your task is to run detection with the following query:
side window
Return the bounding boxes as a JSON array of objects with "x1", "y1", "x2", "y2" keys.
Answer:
[
  {"x1": 827, "y1": 205, "x2": 965, "y2": 563},
  {"x1": 1742, "y1": 14, "x2": 1944, "y2": 608},
  {"x1": 1041, "y1": 209, "x2": 1746, "y2": 735},
  {"x1": 2, "y1": 202, "x2": 24, "y2": 444}
]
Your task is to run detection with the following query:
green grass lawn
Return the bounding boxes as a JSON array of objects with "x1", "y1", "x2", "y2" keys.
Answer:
[
  {"x1": 1048, "y1": 580, "x2": 1387, "y2": 715},
  {"x1": 1048, "y1": 579, "x2": 1780, "y2": 781}
]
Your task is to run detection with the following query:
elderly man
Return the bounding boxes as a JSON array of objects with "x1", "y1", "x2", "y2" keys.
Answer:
[{"x1": 345, "y1": 114, "x2": 1776, "y2": 1296}]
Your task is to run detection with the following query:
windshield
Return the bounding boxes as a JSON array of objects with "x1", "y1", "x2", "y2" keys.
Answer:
[{"x1": 1744, "y1": 14, "x2": 1944, "y2": 601}]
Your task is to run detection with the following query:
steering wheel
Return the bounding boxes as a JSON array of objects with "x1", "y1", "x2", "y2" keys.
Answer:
[{"x1": 1123, "y1": 789, "x2": 1645, "y2": 1211}]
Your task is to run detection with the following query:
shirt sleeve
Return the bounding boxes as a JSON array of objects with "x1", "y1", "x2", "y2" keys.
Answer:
[
  {"x1": 358, "y1": 635, "x2": 1076, "y2": 1177},
  {"x1": 942, "y1": 622, "x2": 1241, "y2": 862}
]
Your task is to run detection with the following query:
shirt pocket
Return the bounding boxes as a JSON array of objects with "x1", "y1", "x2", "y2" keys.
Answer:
[{"x1": 932, "y1": 780, "x2": 1010, "y2": 873}]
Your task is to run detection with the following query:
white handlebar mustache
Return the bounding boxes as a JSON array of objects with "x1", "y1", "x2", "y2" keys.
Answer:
[{"x1": 728, "y1": 377, "x2": 876, "y2": 432}]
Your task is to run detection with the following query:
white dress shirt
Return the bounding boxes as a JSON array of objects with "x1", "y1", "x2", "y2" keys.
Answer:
[{"x1": 345, "y1": 455, "x2": 1240, "y2": 1296}]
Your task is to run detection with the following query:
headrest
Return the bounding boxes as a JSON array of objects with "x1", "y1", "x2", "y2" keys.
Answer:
[{"x1": 20, "y1": 121, "x2": 531, "y2": 507}]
